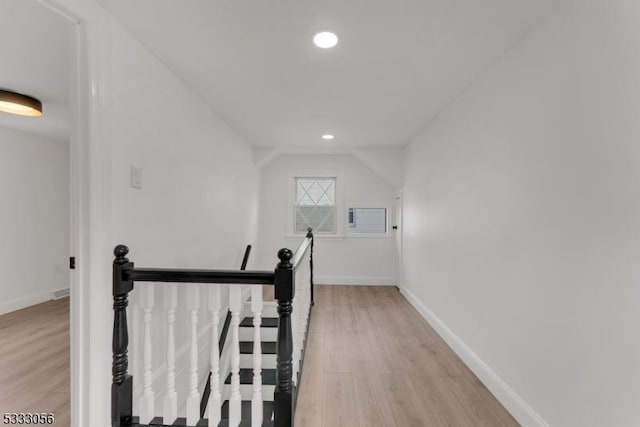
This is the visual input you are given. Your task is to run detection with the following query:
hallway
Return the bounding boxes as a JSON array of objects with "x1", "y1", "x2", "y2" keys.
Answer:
[
  {"x1": 0, "y1": 288, "x2": 517, "y2": 427},
  {"x1": 295, "y1": 286, "x2": 517, "y2": 427},
  {"x1": 0, "y1": 298, "x2": 69, "y2": 426}
]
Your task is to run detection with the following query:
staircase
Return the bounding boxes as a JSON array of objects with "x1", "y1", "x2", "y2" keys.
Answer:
[
  {"x1": 211, "y1": 303, "x2": 280, "y2": 426},
  {"x1": 220, "y1": 304, "x2": 279, "y2": 426},
  {"x1": 111, "y1": 229, "x2": 314, "y2": 427}
]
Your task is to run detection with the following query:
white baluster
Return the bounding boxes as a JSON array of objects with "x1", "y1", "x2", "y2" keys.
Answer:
[
  {"x1": 300, "y1": 267, "x2": 305, "y2": 349},
  {"x1": 207, "y1": 285, "x2": 221, "y2": 427},
  {"x1": 251, "y1": 286, "x2": 263, "y2": 426},
  {"x1": 302, "y1": 260, "x2": 310, "y2": 342},
  {"x1": 296, "y1": 256, "x2": 310, "y2": 374},
  {"x1": 306, "y1": 264, "x2": 311, "y2": 330},
  {"x1": 297, "y1": 268, "x2": 304, "y2": 368},
  {"x1": 139, "y1": 283, "x2": 155, "y2": 424},
  {"x1": 306, "y1": 264, "x2": 311, "y2": 325},
  {"x1": 229, "y1": 286, "x2": 242, "y2": 426},
  {"x1": 301, "y1": 266, "x2": 306, "y2": 358},
  {"x1": 292, "y1": 277, "x2": 299, "y2": 382},
  {"x1": 306, "y1": 259, "x2": 312, "y2": 325},
  {"x1": 163, "y1": 285, "x2": 178, "y2": 424},
  {"x1": 186, "y1": 285, "x2": 201, "y2": 426},
  {"x1": 129, "y1": 288, "x2": 140, "y2": 411}
]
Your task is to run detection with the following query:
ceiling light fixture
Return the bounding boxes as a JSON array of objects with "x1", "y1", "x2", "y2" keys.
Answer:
[
  {"x1": 0, "y1": 89, "x2": 42, "y2": 117},
  {"x1": 322, "y1": 134, "x2": 335, "y2": 140},
  {"x1": 313, "y1": 32, "x2": 338, "y2": 49}
]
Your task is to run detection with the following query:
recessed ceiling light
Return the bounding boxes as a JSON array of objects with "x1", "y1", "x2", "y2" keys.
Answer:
[
  {"x1": 322, "y1": 134, "x2": 335, "y2": 140},
  {"x1": 313, "y1": 32, "x2": 338, "y2": 49},
  {"x1": 0, "y1": 89, "x2": 42, "y2": 117}
]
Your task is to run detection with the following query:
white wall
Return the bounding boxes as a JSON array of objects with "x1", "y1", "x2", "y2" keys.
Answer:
[
  {"x1": 108, "y1": 27, "x2": 259, "y2": 269},
  {"x1": 352, "y1": 147, "x2": 405, "y2": 189},
  {"x1": 402, "y1": 1, "x2": 640, "y2": 426},
  {"x1": 256, "y1": 154, "x2": 397, "y2": 285},
  {"x1": 0, "y1": 127, "x2": 69, "y2": 314},
  {"x1": 45, "y1": 2, "x2": 261, "y2": 424},
  {"x1": 108, "y1": 18, "x2": 261, "y2": 416}
]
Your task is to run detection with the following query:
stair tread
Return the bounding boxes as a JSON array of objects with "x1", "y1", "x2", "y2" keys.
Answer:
[
  {"x1": 130, "y1": 416, "x2": 274, "y2": 427},
  {"x1": 218, "y1": 421, "x2": 274, "y2": 427},
  {"x1": 225, "y1": 368, "x2": 277, "y2": 385},
  {"x1": 130, "y1": 416, "x2": 207, "y2": 426},
  {"x1": 239, "y1": 341, "x2": 277, "y2": 354},
  {"x1": 221, "y1": 399, "x2": 275, "y2": 420},
  {"x1": 240, "y1": 317, "x2": 278, "y2": 328}
]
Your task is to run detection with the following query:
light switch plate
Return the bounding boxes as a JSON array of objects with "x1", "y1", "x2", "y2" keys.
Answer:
[{"x1": 130, "y1": 165, "x2": 143, "y2": 189}]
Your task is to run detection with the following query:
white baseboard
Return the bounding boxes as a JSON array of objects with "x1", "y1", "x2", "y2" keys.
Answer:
[
  {"x1": 315, "y1": 275, "x2": 396, "y2": 286},
  {"x1": 0, "y1": 291, "x2": 53, "y2": 315},
  {"x1": 52, "y1": 288, "x2": 70, "y2": 299},
  {"x1": 399, "y1": 286, "x2": 550, "y2": 427}
]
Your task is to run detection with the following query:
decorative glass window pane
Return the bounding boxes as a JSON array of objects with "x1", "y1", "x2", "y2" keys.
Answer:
[
  {"x1": 347, "y1": 208, "x2": 387, "y2": 234},
  {"x1": 295, "y1": 177, "x2": 336, "y2": 233}
]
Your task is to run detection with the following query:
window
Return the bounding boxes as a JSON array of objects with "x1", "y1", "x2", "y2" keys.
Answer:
[
  {"x1": 295, "y1": 177, "x2": 336, "y2": 233},
  {"x1": 347, "y1": 208, "x2": 387, "y2": 234}
]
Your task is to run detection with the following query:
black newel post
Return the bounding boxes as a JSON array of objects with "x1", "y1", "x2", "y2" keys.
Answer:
[
  {"x1": 274, "y1": 248, "x2": 295, "y2": 427},
  {"x1": 112, "y1": 245, "x2": 134, "y2": 427},
  {"x1": 306, "y1": 227, "x2": 314, "y2": 306}
]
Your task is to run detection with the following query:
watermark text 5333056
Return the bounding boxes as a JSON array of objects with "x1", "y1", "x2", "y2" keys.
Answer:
[{"x1": 3, "y1": 413, "x2": 55, "y2": 424}]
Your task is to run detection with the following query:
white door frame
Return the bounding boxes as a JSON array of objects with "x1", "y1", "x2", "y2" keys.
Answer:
[
  {"x1": 394, "y1": 192, "x2": 404, "y2": 289},
  {"x1": 38, "y1": 1, "x2": 113, "y2": 426}
]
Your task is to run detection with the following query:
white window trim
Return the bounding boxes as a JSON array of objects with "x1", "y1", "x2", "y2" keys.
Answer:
[{"x1": 287, "y1": 169, "x2": 345, "y2": 237}]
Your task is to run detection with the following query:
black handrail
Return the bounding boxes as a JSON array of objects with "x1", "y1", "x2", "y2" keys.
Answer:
[{"x1": 125, "y1": 268, "x2": 274, "y2": 284}]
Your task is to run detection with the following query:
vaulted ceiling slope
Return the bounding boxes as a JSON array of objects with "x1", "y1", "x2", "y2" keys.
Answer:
[
  {"x1": 0, "y1": 0, "x2": 69, "y2": 141},
  {"x1": 98, "y1": 0, "x2": 558, "y2": 150}
]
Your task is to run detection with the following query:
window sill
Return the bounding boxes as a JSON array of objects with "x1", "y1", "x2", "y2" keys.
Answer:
[
  {"x1": 286, "y1": 234, "x2": 345, "y2": 240},
  {"x1": 286, "y1": 233, "x2": 392, "y2": 240}
]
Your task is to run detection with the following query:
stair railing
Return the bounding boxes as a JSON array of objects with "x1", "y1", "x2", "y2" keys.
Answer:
[
  {"x1": 111, "y1": 229, "x2": 314, "y2": 427},
  {"x1": 273, "y1": 228, "x2": 314, "y2": 427}
]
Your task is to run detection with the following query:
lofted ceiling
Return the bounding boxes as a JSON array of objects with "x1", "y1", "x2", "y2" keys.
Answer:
[
  {"x1": 0, "y1": 0, "x2": 70, "y2": 142},
  {"x1": 99, "y1": 0, "x2": 558, "y2": 151}
]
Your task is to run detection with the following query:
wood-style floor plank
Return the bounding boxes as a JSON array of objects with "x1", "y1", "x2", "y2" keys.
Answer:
[
  {"x1": 0, "y1": 298, "x2": 69, "y2": 427},
  {"x1": 321, "y1": 373, "x2": 359, "y2": 427},
  {"x1": 294, "y1": 285, "x2": 519, "y2": 427},
  {"x1": 0, "y1": 287, "x2": 518, "y2": 427}
]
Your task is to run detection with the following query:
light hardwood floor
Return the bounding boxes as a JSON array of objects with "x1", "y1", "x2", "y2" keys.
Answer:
[
  {"x1": 0, "y1": 288, "x2": 517, "y2": 427},
  {"x1": 0, "y1": 298, "x2": 69, "y2": 426},
  {"x1": 294, "y1": 286, "x2": 519, "y2": 427}
]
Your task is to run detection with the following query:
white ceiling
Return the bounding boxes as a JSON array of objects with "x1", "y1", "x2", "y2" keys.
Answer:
[
  {"x1": 0, "y1": 0, "x2": 70, "y2": 142},
  {"x1": 98, "y1": 0, "x2": 559, "y2": 151},
  {"x1": 0, "y1": 1, "x2": 561, "y2": 149}
]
